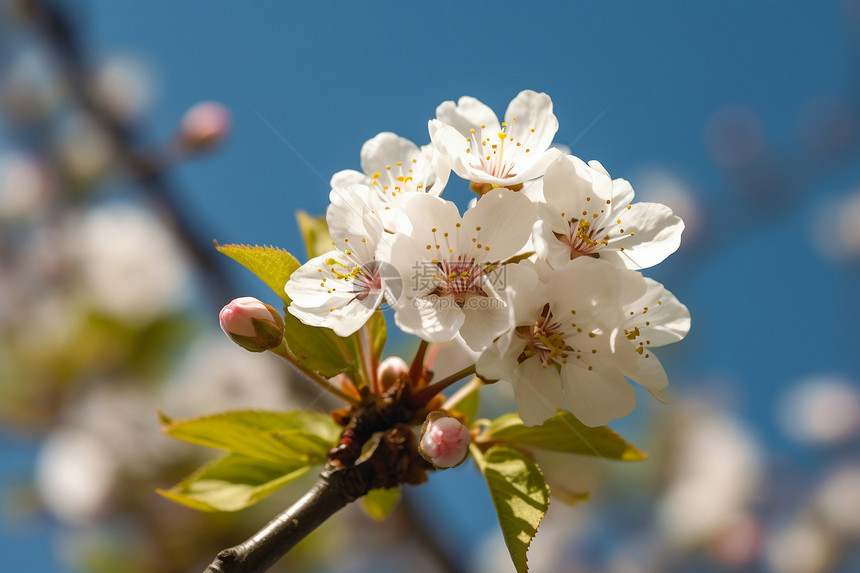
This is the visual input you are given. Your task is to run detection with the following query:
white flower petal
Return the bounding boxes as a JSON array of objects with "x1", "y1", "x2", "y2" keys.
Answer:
[
  {"x1": 476, "y1": 331, "x2": 522, "y2": 381},
  {"x1": 330, "y1": 169, "x2": 367, "y2": 189},
  {"x1": 626, "y1": 351, "x2": 670, "y2": 403},
  {"x1": 543, "y1": 155, "x2": 615, "y2": 213},
  {"x1": 429, "y1": 122, "x2": 476, "y2": 182},
  {"x1": 501, "y1": 262, "x2": 548, "y2": 324},
  {"x1": 604, "y1": 202, "x2": 684, "y2": 269},
  {"x1": 461, "y1": 187, "x2": 535, "y2": 261},
  {"x1": 504, "y1": 90, "x2": 558, "y2": 157},
  {"x1": 360, "y1": 132, "x2": 422, "y2": 176},
  {"x1": 431, "y1": 92, "x2": 560, "y2": 186},
  {"x1": 327, "y1": 184, "x2": 385, "y2": 252},
  {"x1": 561, "y1": 364, "x2": 636, "y2": 427},
  {"x1": 436, "y1": 95, "x2": 500, "y2": 136},
  {"x1": 286, "y1": 250, "x2": 386, "y2": 336},
  {"x1": 393, "y1": 294, "x2": 465, "y2": 343},
  {"x1": 512, "y1": 358, "x2": 566, "y2": 426},
  {"x1": 607, "y1": 173, "x2": 635, "y2": 207},
  {"x1": 623, "y1": 277, "x2": 691, "y2": 347},
  {"x1": 507, "y1": 147, "x2": 563, "y2": 183},
  {"x1": 459, "y1": 298, "x2": 510, "y2": 352},
  {"x1": 548, "y1": 258, "x2": 647, "y2": 331},
  {"x1": 323, "y1": 293, "x2": 383, "y2": 337}
]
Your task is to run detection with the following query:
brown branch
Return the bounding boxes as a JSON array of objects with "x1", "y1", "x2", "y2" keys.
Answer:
[
  {"x1": 204, "y1": 398, "x2": 433, "y2": 573},
  {"x1": 203, "y1": 467, "x2": 350, "y2": 573}
]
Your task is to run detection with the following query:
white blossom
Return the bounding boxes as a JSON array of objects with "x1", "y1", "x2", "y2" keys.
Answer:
[
  {"x1": 533, "y1": 155, "x2": 684, "y2": 269},
  {"x1": 379, "y1": 188, "x2": 535, "y2": 351},
  {"x1": 477, "y1": 258, "x2": 690, "y2": 426},
  {"x1": 330, "y1": 131, "x2": 449, "y2": 200},
  {"x1": 286, "y1": 184, "x2": 393, "y2": 336},
  {"x1": 71, "y1": 204, "x2": 191, "y2": 324},
  {"x1": 429, "y1": 90, "x2": 561, "y2": 187}
]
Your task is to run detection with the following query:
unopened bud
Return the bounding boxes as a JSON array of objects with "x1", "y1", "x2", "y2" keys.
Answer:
[
  {"x1": 377, "y1": 356, "x2": 409, "y2": 390},
  {"x1": 179, "y1": 101, "x2": 231, "y2": 151},
  {"x1": 418, "y1": 411, "x2": 471, "y2": 469},
  {"x1": 219, "y1": 297, "x2": 284, "y2": 352}
]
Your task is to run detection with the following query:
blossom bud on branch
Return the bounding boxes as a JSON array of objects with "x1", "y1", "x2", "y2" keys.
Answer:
[
  {"x1": 418, "y1": 411, "x2": 471, "y2": 469},
  {"x1": 219, "y1": 296, "x2": 284, "y2": 352},
  {"x1": 179, "y1": 101, "x2": 231, "y2": 151},
  {"x1": 377, "y1": 356, "x2": 409, "y2": 391}
]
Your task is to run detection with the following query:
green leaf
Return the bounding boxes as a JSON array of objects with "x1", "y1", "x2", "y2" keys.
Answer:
[
  {"x1": 557, "y1": 491, "x2": 591, "y2": 505},
  {"x1": 296, "y1": 211, "x2": 333, "y2": 259},
  {"x1": 216, "y1": 242, "x2": 362, "y2": 379},
  {"x1": 157, "y1": 453, "x2": 311, "y2": 512},
  {"x1": 472, "y1": 445, "x2": 550, "y2": 573},
  {"x1": 281, "y1": 312, "x2": 355, "y2": 378},
  {"x1": 160, "y1": 409, "x2": 341, "y2": 464},
  {"x1": 215, "y1": 243, "x2": 300, "y2": 306},
  {"x1": 361, "y1": 487, "x2": 401, "y2": 521},
  {"x1": 364, "y1": 311, "x2": 387, "y2": 363},
  {"x1": 484, "y1": 411, "x2": 647, "y2": 461}
]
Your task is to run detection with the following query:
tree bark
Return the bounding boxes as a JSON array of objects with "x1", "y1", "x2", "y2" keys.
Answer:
[{"x1": 203, "y1": 469, "x2": 349, "y2": 573}]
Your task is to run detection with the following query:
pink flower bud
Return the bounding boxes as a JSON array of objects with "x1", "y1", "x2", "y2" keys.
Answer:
[
  {"x1": 419, "y1": 412, "x2": 471, "y2": 469},
  {"x1": 219, "y1": 297, "x2": 284, "y2": 353},
  {"x1": 377, "y1": 356, "x2": 409, "y2": 390},
  {"x1": 179, "y1": 101, "x2": 231, "y2": 151}
]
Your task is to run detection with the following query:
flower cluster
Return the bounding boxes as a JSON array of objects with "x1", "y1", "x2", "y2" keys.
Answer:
[{"x1": 285, "y1": 90, "x2": 690, "y2": 427}]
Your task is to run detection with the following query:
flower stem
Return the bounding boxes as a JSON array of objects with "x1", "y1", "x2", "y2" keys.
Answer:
[
  {"x1": 356, "y1": 325, "x2": 375, "y2": 393},
  {"x1": 411, "y1": 365, "x2": 477, "y2": 406},
  {"x1": 409, "y1": 340, "x2": 430, "y2": 387},
  {"x1": 441, "y1": 376, "x2": 484, "y2": 411},
  {"x1": 270, "y1": 341, "x2": 360, "y2": 406}
]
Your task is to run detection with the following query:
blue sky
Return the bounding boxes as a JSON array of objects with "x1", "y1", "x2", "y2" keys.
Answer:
[{"x1": 3, "y1": 1, "x2": 859, "y2": 570}]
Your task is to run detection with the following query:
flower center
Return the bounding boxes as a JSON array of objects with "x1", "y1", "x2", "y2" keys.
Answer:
[
  {"x1": 554, "y1": 218, "x2": 610, "y2": 258},
  {"x1": 465, "y1": 120, "x2": 534, "y2": 179},
  {"x1": 516, "y1": 304, "x2": 571, "y2": 366},
  {"x1": 370, "y1": 159, "x2": 427, "y2": 199},
  {"x1": 430, "y1": 260, "x2": 488, "y2": 306},
  {"x1": 325, "y1": 258, "x2": 382, "y2": 302}
]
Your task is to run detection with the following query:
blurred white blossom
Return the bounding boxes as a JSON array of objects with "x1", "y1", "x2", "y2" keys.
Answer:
[
  {"x1": 657, "y1": 402, "x2": 761, "y2": 547},
  {"x1": 632, "y1": 166, "x2": 703, "y2": 245},
  {"x1": 160, "y1": 337, "x2": 297, "y2": 419},
  {"x1": 812, "y1": 190, "x2": 860, "y2": 261},
  {"x1": 55, "y1": 113, "x2": 116, "y2": 183},
  {"x1": 92, "y1": 54, "x2": 155, "y2": 121},
  {"x1": 70, "y1": 203, "x2": 191, "y2": 324},
  {"x1": 0, "y1": 154, "x2": 53, "y2": 220},
  {"x1": 36, "y1": 427, "x2": 119, "y2": 524},
  {"x1": 815, "y1": 465, "x2": 860, "y2": 537},
  {"x1": 766, "y1": 519, "x2": 836, "y2": 573},
  {"x1": 778, "y1": 376, "x2": 860, "y2": 445}
]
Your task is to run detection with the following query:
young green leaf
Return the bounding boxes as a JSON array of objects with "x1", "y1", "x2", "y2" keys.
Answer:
[
  {"x1": 157, "y1": 453, "x2": 311, "y2": 512},
  {"x1": 216, "y1": 243, "x2": 363, "y2": 379},
  {"x1": 281, "y1": 312, "x2": 355, "y2": 377},
  {"x1": 363, "y1": 310, "x2": 387, "y2": 363},
  {"x1": 361, "y1": 487, "x2": 401, "y2": 521},
  {"x1": 215, "y1": 243, "x2": 300, "y2": 306},
  {"x1": 483, "y1": 411, "x2": 646, "y2": 461},
  {"x1": 471, "y1": 445, "x2": 550, "y2": 573},
  {"x1": 295, "y1": 211, "x2": 333, "y2": 259},
  {"x1": 160, "y1": 409, "x2": 341, "y2": 464}
]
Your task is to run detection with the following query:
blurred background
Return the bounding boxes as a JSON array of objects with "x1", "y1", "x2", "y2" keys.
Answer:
[{"x1": 1, "y1": 1, "x2": 859, "y2": 572}]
